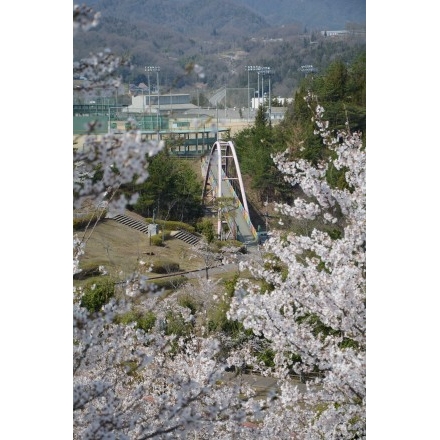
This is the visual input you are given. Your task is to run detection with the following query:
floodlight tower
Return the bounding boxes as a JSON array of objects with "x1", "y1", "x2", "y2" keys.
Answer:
[
  {"x1": 245, "y1": 65, "x2": 262, "y2": 122},
  {"x1": 260, "y1": 67, "x2": 273, "y2": 121},
  {"x1": 145, "y1": 66, "x2": 160, "y2": 135}
]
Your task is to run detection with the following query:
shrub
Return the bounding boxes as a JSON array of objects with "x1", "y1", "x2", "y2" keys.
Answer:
[
  {"x1": 73, "y1": 210, "x2": 107, "y2": 230},
  {"x1": 263, "y1": 255, "x2": 288, "y2": 279},
  {"x1": 115, "y1": 310, "x2": 156, "y2": 333},
  {"x1": 260, "y1": 279, "x2": 275, "y2": 293},
  {"x1": 328, "y1": 228, "x2": 342, "y2": 240},
  {"x1": 150, "y1": 235, "x2": 164, "y2": 246},
  {"x1": 80, "y1": 277, "x2": 115, "y2": 312},
  {"x1": 151, "y1": 276, "x2": 187, "y2": 291},
  {"x1": 214, "y1": 239, "x2": 246, "y2": 253},
  {"x1": 224, "y1": 274, "x2": 239, "y2": 297},
  {"x1": 207, "y1": 298, "x2": 244, "y2": 336},
  {"x1": 151, "y1": 260, "x2": 180, "y2": 274},
  {"x1": 73, "y1": 263, "x2": 102, "y2": 280},
  {"x1": 144, "y1": 219, "x2": 195, "y2": 233},
  {"x1": 137, "y1": 312, "x2": 157, "y2": 332},
  {"x1": 162, "y1": 231, "x2": 172, "y2": 240},
  {"x1": 195, "y1": 219, "x2": 215, "y2": 243},
  {"x1": 164, "y1": 311, "x2": 193, "y2": 337},
  {"x1": 178, "y1": 294, "x2": 198, "y2": 314},
  {"x1": 256, "y1": 347, "x2": 275, "y2": 368}
]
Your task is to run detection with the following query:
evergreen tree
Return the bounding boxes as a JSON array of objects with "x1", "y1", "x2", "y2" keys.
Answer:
[
  {"x1": 233, "y1": 105, "x2": 289, "y2": 202},
  {"x1": 130, "y1": 149, "x2": 203, "y2": 222}
]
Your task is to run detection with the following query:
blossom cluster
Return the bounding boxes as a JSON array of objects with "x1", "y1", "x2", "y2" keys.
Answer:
[{"x1": 228, "y1": 94, "x2": 366, "y2": 438}]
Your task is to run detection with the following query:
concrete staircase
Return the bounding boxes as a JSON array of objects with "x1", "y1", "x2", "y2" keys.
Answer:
[
  {"x1": 172, "y1": 230, "x2": 201, "y2": 245},
  {"x1": 110, "y1": 212, "x2": 201, "y2": 246},
  {"x1": 111, "y1": 214, "x2": 150, "y2": 234}
]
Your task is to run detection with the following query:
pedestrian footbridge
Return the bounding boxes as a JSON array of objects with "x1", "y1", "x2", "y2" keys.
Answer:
[{"x1": 201, "y1": 140, "x2": 258, "y2": 244}]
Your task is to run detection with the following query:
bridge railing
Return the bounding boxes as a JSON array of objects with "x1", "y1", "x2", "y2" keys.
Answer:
[{"x1": 202, "y1": 158, "x2": 258, "y2": 240}]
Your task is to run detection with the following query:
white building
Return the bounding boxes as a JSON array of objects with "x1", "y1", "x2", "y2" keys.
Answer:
[
  {"x1": 251, "y1": 97, "x2": 293, "y2": 109},
  {"x1": 126, "y1": 93, "x2": 198, "y2": 114}
]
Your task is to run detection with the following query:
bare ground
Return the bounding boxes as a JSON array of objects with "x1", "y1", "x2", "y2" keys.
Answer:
[
  {"x1": 74, "y1": 218, "x2": 206, "y2": 282},
  {"x1": 73, "y1": 159, "x2": 274, "y2": 288}
]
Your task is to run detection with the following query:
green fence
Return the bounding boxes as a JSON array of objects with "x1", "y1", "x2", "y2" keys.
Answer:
[
  {"x1": 130, "y1": 115, "x2": 169, "y2": 131},
  {"x1": 73, "y1": 116, "x2": 109, "y2": 134}
]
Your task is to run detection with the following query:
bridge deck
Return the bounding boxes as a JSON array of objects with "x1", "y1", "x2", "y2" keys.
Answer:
[{"x1": 202, "y1": 146, "x2": 257, "y2": 245}]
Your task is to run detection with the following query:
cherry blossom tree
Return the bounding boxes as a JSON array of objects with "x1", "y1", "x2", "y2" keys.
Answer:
[
  {"x1": 74, "y1": 3, "x2": 366, "y2": 437},
  {"x1": 73, "y1": 5, "x2": 260, "y2": 439},
  {"x1": 73, "y1": 295, "x2": 264, "y2": 439},
  {"x1": 228, "y1": 94, "x2": 366, "y2": 439}
]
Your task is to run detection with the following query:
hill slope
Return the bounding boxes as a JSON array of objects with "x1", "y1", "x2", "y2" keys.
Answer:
[{"x1": 74, "y1": 1, "x2": 366, "y2": 97}]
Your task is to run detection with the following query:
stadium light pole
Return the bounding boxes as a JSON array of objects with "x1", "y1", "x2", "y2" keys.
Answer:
[
  {"x1": 245, "y1": 66, "x2": 262, "y2": 120},
  {"x1": 268, "y1": 69, "x2": 272, "y2": 121},
  {"x1": 260, "y1": 67, "x2": 272, "y2": 121},
  {"x1": 216, "y1": 100, "x2": 219, "y2": 141},
  {"x1": 224, "y1": 85, "x2": 227, "y2": 119},
  {"x1": 145, "y1": 66, "x2": 160, "y2": 135},
  {"x1": 147, "y1": 72, "x2": 151, "y2": 112},
  {"x1": 247, "y1": 67, "x2": 250, "y2": 122},
  {"x1": 269, "y1": 69, "x2": 274, "y2": 121},
  {"x1": 157, "y1": 68, "x2": 160, "y2": 139},
  {"x1": 257, "y1": 70, "x2": 260, "y2": 106}
]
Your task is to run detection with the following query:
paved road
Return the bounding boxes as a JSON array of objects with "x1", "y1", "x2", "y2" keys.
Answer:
[
  {"x1": 222, "y1": 371, "x2": 309, "y2": 399},
  {"x1": 183, "y1": 245, "x2": 262, "y2": 279}
]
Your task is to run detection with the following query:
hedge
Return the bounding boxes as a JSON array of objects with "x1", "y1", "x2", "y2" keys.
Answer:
[
  {"x1": 144, "y1": 218, "x2": 195, "y2": 233},
  {"x1": 73, "y1": 210, "x2": 107, "y2": 230},
  {"x1": 150, "y1": 259, "x2": 180, "y2": 274}
]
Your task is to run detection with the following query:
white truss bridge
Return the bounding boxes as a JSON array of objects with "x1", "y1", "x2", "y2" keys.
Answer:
[{"x1": 201, "y1": 140, "x2": 258, "y2": 244}]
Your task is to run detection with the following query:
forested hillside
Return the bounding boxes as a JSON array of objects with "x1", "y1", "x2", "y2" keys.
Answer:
[
  {"x1": 74, "y1": 0, "x2": 366, "y2": 96},
  {"x1": 228, "y1": 51, "x2": 365, "y2": 231},
  {"x1": 235, "y1": 0, "x2": 365, "y2": 27},
  {"x1": 84, "y1": 0, "x2": 365, "y2": 31}
]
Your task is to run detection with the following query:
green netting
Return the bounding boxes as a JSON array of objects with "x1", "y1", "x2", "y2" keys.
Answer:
[{"x1": 73, "y1": 116, "x2": 109, "y2": 134}]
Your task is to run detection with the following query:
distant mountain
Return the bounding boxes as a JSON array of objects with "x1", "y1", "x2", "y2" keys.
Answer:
[
  {"x1": 84, "y1": 0, "x2": 365, "y2": 31},
  {"x1": 79, "y1": 0, "x2": 271, "y2": 42},
  {"x1": 234, "y1": 0, "x2": 365, "y2": 29},
  {"x1": 74, "y1": 1, "x2": 366, "y2": 97}
]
